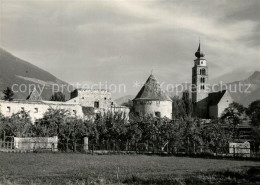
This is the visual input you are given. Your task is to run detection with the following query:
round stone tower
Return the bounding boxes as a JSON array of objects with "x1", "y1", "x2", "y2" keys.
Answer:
[{"x1": 133, "y1": 74, "x2": 172, "y2": 119}]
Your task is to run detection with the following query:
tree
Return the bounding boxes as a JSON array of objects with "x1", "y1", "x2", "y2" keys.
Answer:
[
  {"x1": 182, "y1": 91, "x2": 193, "y2": 117},
  {"x1": 2, "y1": 87, "x2": 14, "y2": 101},
  {"x1": 35, "y1": 108, "x2": 70, "y2": 137},
  {"x1": 246, "y1": 100, "x2": 260, "y2": 148},
  {"x1": 171, "y1": 96, "x2": 186, "y2": 119},
  {"x1": 2, "y1": 111, "x2": 33, "y2": 137},
  {"x1": 50, "y1": 92, "x2": 66, "y2": 102},
  {"x1": 246, "y1": 100, "x2": 260, "y2": 127},
  {"x1": 59, "y1": 116, "x2": 87, "y2": 152},
  {"x1": 202, "y1": 119, "x2": 232, "y2": 153},
  {"x1": 221, "y1": 102, "x2": 245, "y2": 139},
  {"x1": 0, "y1": 112, "x2": 4, "y2": 139}
]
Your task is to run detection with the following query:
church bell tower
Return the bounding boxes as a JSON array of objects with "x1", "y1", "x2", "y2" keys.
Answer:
[{"x1": 192, "y1": 42, "x2": 209, "y2": 118}]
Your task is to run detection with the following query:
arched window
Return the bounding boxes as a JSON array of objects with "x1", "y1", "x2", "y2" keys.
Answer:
[
  {"x1": 200, "y1": 85, "x2": 205, "y2": 90},
  {"x1": 200, "y1": 77, "x2": 205, "y2": 83},
  {"x1": 201, "y1": 69, "x2": 206, "y2": 75},
  {"x1": 200, "y1": 69, "x2": 202, "y2": 75}
]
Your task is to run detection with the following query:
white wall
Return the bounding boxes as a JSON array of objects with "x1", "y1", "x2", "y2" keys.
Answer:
[
  {"x1": 0, "y1": 100, "x2": 84, "y2": 123},
  {"x1": 134, "y1": 100, "x2": 172, "y2": 119},
  {"x1": 217, "y1": 92, "x2": 233, "y2": 117}
]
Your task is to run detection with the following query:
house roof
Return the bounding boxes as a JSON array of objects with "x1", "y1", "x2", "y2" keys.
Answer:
[
  {"x1": 208, "y1": 90, "x2": 226, "y2": 106},
  {"x1": 26, "y1": 88, "x2": 42, "y2": 101},
  {"x1": 133, "y1": 74, "x2": 172, "y2": 101}
]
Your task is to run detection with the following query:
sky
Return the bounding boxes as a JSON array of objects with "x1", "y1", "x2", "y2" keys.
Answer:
[{"x1": 0, "y1": 0, "x2": 259, "y2": 98}]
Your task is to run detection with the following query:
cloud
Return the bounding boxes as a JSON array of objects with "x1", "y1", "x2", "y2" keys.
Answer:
[{"x1": 0, "y1": 0, "x2": 259, "y2": 98}]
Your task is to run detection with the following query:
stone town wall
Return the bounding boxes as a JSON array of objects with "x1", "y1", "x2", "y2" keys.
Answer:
[
  {"x1": 0, "y1": 100, "x2": 84, "y2": 123},
  {"x1": 14, "y1": 136, "x2": 58, "y2": 151},
  {"x1": 229, "y1": 141, "x2": 250, "y2": 157},
  {"x1": 133, "y1": 100, "x2": 172, "y2": 119},
  {"x1": 69, "y1": 89, "x2": 112, "y2": 110}
]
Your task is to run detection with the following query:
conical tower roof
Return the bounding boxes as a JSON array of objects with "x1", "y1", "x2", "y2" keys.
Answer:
[{"x1": 133, "y1": 74, "x2": 172, "y2": 101}]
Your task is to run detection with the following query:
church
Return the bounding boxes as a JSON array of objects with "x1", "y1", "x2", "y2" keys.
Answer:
[
  {"x1": 133, "y1": 43, "x2": 233, "y2": 119},
  {"x1": 192, "y1": 43, "x2": 233, "y2": 119}
]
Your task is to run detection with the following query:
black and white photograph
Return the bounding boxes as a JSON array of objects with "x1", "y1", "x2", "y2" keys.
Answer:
[{"x1": 0, "y1": 0, "x2": 260, "y2": 184}]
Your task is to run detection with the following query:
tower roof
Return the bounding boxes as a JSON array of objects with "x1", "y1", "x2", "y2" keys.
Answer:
[
  {"x1": 133, "y1": 74, "x2": 172, "y2": 101},
  {"x1": 195, "y1": 42, "x2": 205, "y2": 58}
]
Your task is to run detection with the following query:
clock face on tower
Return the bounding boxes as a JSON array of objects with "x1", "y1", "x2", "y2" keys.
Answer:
[{"x1": 199, "y1": 60, "x2": 206, "y2": 66}]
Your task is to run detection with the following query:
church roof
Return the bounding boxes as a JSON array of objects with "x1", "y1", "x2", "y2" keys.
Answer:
[
  {"x1": 133, "y1": 74, "x2": 172, "y2": 102},
  {"x1": 26, "y1": 88, "x2": 42, "y2": 101},
  {"x1": 208, "y1": 90, "x2": 226, "y2": 106}
]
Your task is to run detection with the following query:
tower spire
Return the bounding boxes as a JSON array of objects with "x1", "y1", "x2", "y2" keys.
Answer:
[{"x1": 195, "y1": 40, "x2": 205, "y2": 58}]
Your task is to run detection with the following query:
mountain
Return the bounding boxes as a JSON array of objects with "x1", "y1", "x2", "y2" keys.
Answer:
[
  {"x1": 114, "y1": 95, "x2": 135, "y2": 106},
  {"x1": 0, "y1": 48, "x2": 71, "y2": 100},
  {"x1": 224, "y1": 71, "x2": 260, "y2": 106}
]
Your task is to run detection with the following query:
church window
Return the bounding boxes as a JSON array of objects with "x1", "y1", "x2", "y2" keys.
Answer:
[
  {"x1": 201, "y1": 69, "x2": 206, "y2": 75},
  {"x1": 200, "y1": 85, "x2": 205, "y2": 90}
]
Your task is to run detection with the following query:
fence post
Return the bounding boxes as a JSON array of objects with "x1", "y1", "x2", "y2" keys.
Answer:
[
  {"x1": 187, "y1": 138, "x2": 190, "y2": 155},
  {"x1": 53, "y1": 136, "x2": 58, "y2": 152},
  {"x1": 92, "y1": 144, "x2": 94, "y2": 155},
  {"x1": 233, "y1": 145, "x2": 235, "y2": 157},
  {"x1": 84, "y1": 137, "x2": 89, "y2": 152}
]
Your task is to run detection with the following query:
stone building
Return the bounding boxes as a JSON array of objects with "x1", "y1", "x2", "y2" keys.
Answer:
[
  {"x1": 208, "y1": 90, "x2": 233, "y2": 118},
  {"x1": 133, "y1": 74, "x2": 172, "y2": 119},
  {"x1": 0, "y1": 89, "x2": 130, "y2": 123},
  {"x1": 192, "y1": 43, "x2": 233, "y2": 118},
  {"x1": 0, "y1": 99, "x2": 84, "y2": 123},
  {"x1": 67, "y1": 89, "x2": 129, "y2": 119},
  {"x1": 68, "y1": 89, "x2": 112, "y2": 110}
]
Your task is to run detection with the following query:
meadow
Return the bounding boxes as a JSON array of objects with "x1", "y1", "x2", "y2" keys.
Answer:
[{"x1": 0, "y1": 153, "x2": 260, "y2": 184}]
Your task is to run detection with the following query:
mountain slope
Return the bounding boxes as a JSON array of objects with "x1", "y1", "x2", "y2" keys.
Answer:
[
  {"x1": 114, "y1": 95, "x2": 135, "y2": 106},
  {"x1": 0, "y1": 48, "x2": 71, "y2": 100},
  {"x1": 225, "y1": 71, "x2": 260, "y2": 106}
]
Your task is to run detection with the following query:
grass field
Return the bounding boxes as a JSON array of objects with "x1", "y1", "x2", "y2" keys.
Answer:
[{"x1": 0, "y1": 153, "x2": 260, "y2": 184}]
